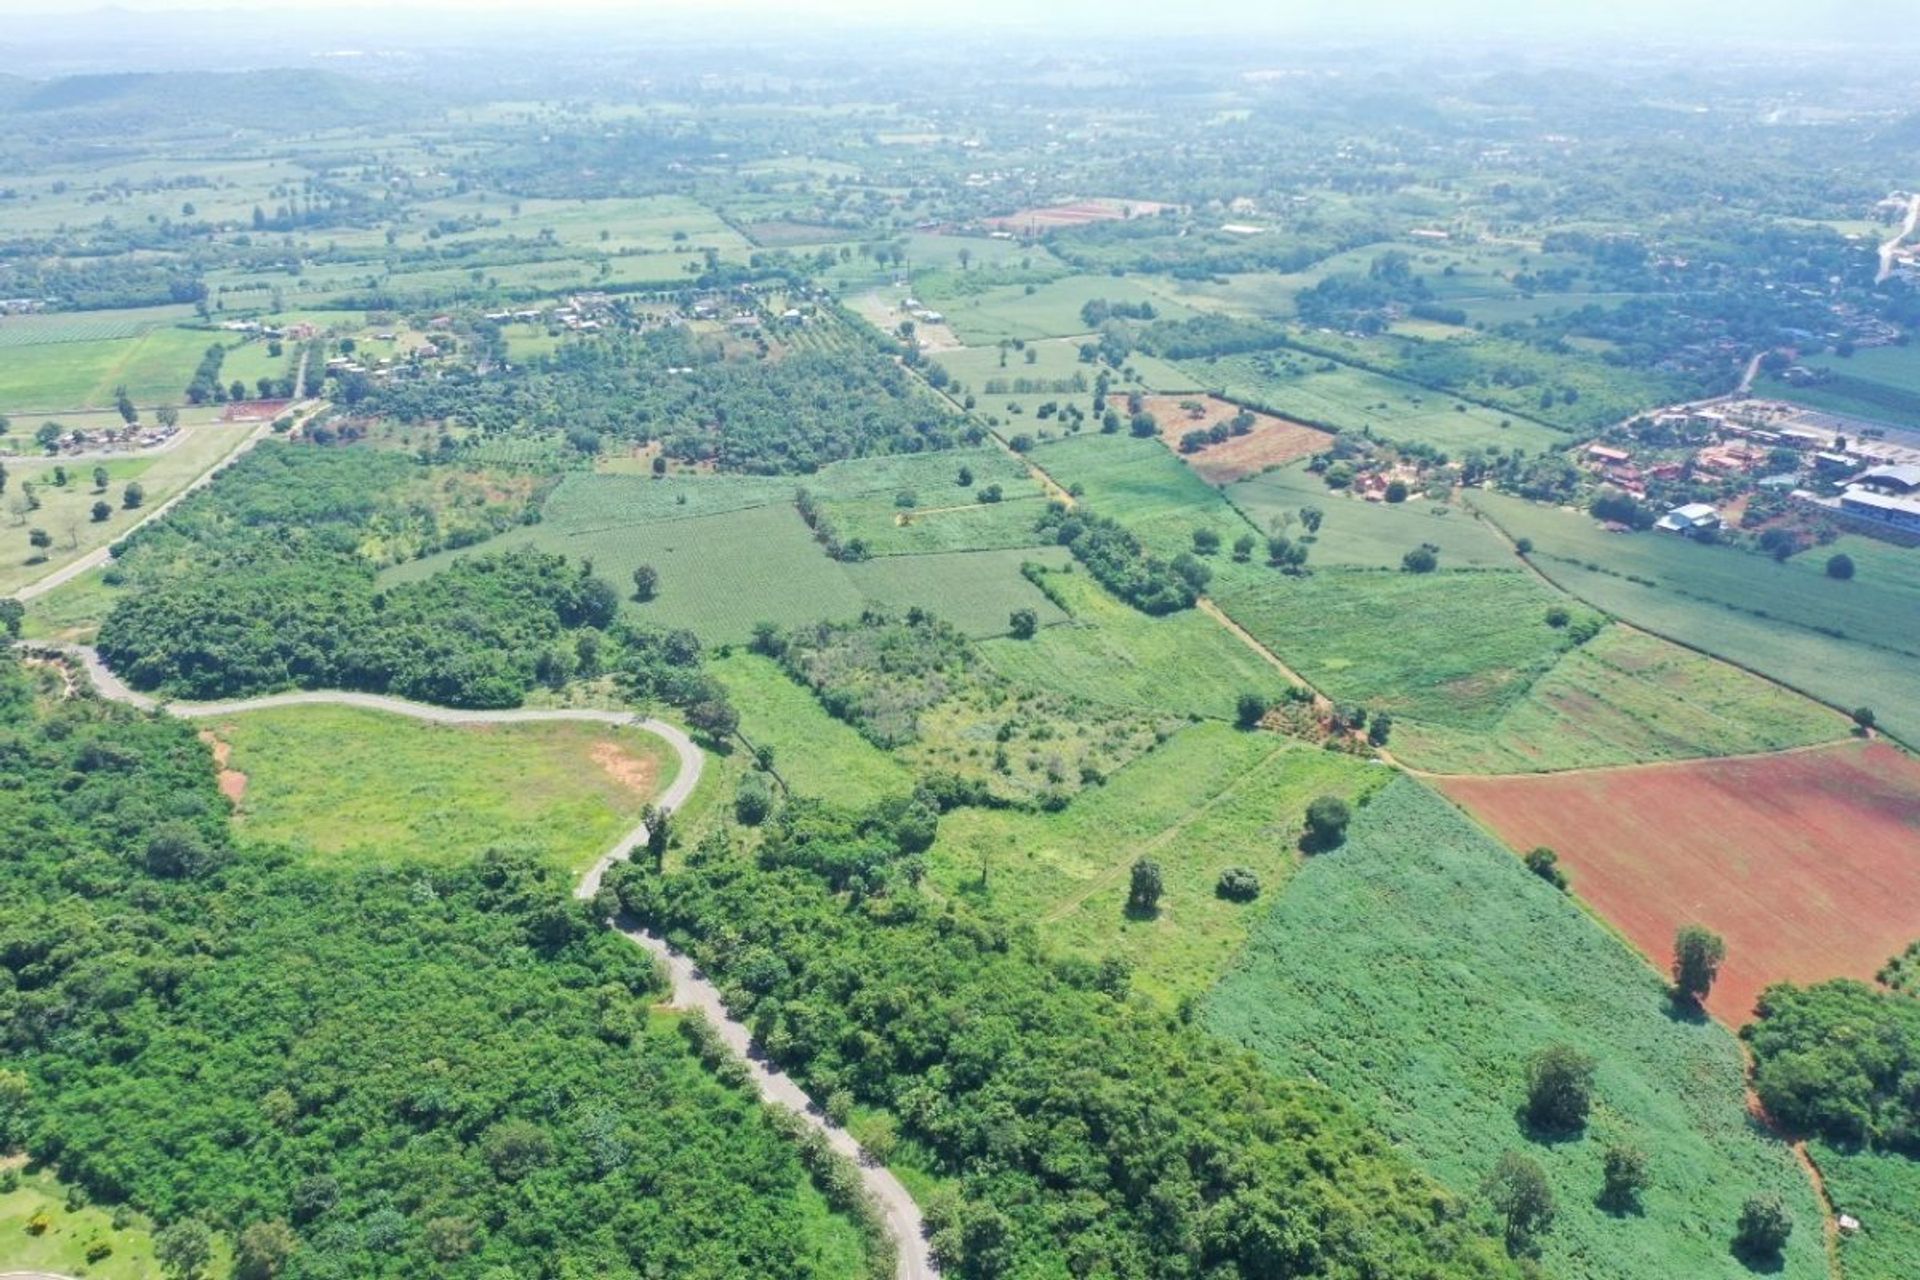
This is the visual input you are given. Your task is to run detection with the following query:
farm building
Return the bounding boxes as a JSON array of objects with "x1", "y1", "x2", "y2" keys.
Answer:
[
  {"x1": 1853, "y1": 463, "x2": 1920, "y2": 495},
  {"x1": 1654, "y1": 502, "x2": 1722, "y2": 535},
  {"x1": 1837, "y1": 487, "x2": 1920, "y2": 532}
]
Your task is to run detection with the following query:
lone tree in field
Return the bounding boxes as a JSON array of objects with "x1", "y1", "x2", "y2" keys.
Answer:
[
  {"x1": 90, "y1": 501, "x2": 112, "y2": 523},
  {"x1": 1852, "y1": 706, "x2": 1876, "y2": 733},
  {"x1": 632, "y1": 564, "x2": 659, "y2": 602},
  {"x1": 122, "y1": 481, "x2": 145, "y2": 509},
  {"x1": 1525, "y1": 1043, "x2": 1597, "y2": 1135},
  {"x1": 92, "y1": 465, "x2": 108, "y2": 491},
  {"x1": 642, "y1": 805, "x2": 672, "y2": 872},
  {"x1": 1599, "y1": 1143, "x2": 1650, "y2": 1213},
  {"x1": 1525, "y1": 846, "x2": 1568, "y2": 891},
  {"x1": 1127, "y1": 858, "x2": 1164, "y2": 916},
  {"x1": 1826, "y1": 552, "x2": 1855, "y2": 580},
  {"x1": 1303, "y1": 794, "x2": 1352, "y2": 851},
  {"x1": 1367, "y1": 711, "x2": 1393, "y2": 746},
  {"x1": 1402, "y1": 545, "x2": 1439, "y2": 573},
  {"x1": 1733, "y1": 1192, "x2": 1793, "y2": 1261},
  {"x1": 1672, "y1": 924, "x2": 1726, "y2": 1008},
  {"x1": 27, "y1": 528, "x2": 51, "y2": 555},
  {"x1": 1008, "y1": 607, "x2": 1038, "y2": 639},
  {"x1": 1483, "y1": 1151, "x2": 1556, "y2": 1255},
  {"x1": 1235, "y1": 692, "x2": 1268, "y2": 730}
]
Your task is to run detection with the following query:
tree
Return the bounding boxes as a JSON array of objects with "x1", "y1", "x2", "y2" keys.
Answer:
[
  {"x1": 235, "y1": 1219, "x2": 298, "y2": 1279},
  {"x1": 1525, "y1": 1043, "x2": 1597, "y2": 1134},
  {"x1": 1733, "y1": 1192, "x2": 1793, "y2": 1260},
  {"x1": 91, "y1": 501, "x2": 112, "y2": 523},
  {"x1": 1826, "y1": 553, "x2": 1855, "y2": 580},
  {"x1": 0, "y1": 599, "x2": 23, "y2": 639},
  {"x1": 1672, "y1": 924, "x2": 1726, "y2": 1007},
  {"x1": 1127, "y1": 858, "x2": 1163, "y2": 915},
  {"x1": 686, "y1": 699, "x2": 738, "y2": 738},
  {"x1": 632, "y1": 564, "x2": 659, "y2": 602},
  {"x1": 1008, "y1": 607, "x2": 1038, "y2": 639},
  {"x1": 1524, "y1": 846, "x2": 1568, "y2": 890},
  {"x1": 1303, "y1": 795, "x2": 1351, "y2": 850},
  {"x1": 1235, "y1": 692, "x2": 1269, "y2": 730},
  {"x1": 157, "y1": 405, "x2": 179, "y2": 430},
  {"x1": 1402, "y1": 545, "x2": 1439, "y2": 573},
  {"x1": 1232, "y1": 533, "x2": 1255, "y2": 562},
  {"x1": 1385, "y1": 479, "x2": 1409, "y2": 503},
  {"x1": 92, "y1": 465, "x2": 109, "y2": 491},
  {"x1": 1545, "y1": 605, "x2": 1571, "y2": 628},
  {"x1": 1367, "y1": 712, "x2": 1393, "y2": 746},
  {"x1": 156, "y1": 1219, "x2": 214, "y2": 1279},
  {"x1": 1852, "y1": 706, "x2": 1876, "y2": 733},
  {"x1": 1192, "y1": 526, "x2": 1221, "y2": 555},
  {"x1": 35, "y1": 421, "x2": 62, "y2": 453},
  {"x1": 27, "y1": 528, "x2": 51, "y2": 553},
  {"x1": 644, "y1": 804, "x2": 672, "y2": 871},
  {"x1": 1299, "y1": 506, "x2": 1324, "y2": 534},
  {"x1": 115, "y1": 386, "x2": 139, "y2": 426},
  {"x1": 1599, "y1": 1144, "x2": 1650, "y2": 1212},
  {"x1": 1216, "y1": 867, "x2": 1261, "y2": 902},
  {"x1": 1483, "y1": 1152, "x2": 1556, "y2": 1254},
  {"x1": 735, "y1": 773, "x2": 774, "y2": 826},
  {"x1": 123, "y1": 481, "x2": 146, "y2": 509},
  {"x1": 957, "y1": 464, "x2": 974, "y2": 487}
]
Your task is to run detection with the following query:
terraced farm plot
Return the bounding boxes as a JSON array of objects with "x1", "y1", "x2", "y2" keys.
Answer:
[
  {"x1": 1212, "y1": 568, "x2": 1593, "y2": 730},
  {"x1": 208, "y1": 705, "x2": 677, "y2": 873},
  {"x1": 1229, "y1": 461, "x2": 1517, "y2": 568},
  {"x1": 1206, "y1": 777, "x2": 1828, "y2": 1280},
  {"x1": 710, "y1": 653, "x2": 914, "y2": 808},
  {"x1": 1470, "y1": 491, "x2": 1920, "y2": 745},
  {"x1": 1439, "y1": 740, "x2": 1920, "y2": 1024},
  {"x1": 1179, "y1": 349, "x2": 1567, "y2": 452},
  {"x1": 1393, "y1": 624, "x2": 1850, "y2": 774},
  {"x1": 1139, "y1": 393, "x2": 1332, "y2": 483},
  {"x1": 929, "y1": 725, "x2": 1383, "y2": 1004},
  {"x1": 979, "y1": 565, "x2": 1295, "y2": 720}
]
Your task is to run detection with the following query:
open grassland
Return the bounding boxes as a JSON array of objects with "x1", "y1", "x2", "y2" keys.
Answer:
[
  {"x1": 1229, "y1": 461, "x2": 1518, "y2": 568},
  {"x1": 928, "y1": 725, "x2": 1384, "y2": 1005},
  {"x1": 1206, "y1": 777, "x2": 1828, "y2": 1280},
  {"x1": 1138, "y1": 393, "x2": 1333, "y2": 484},
  {"x1": 1212, "y1": 568, "x2": 1595, "y2": 729},
  {"x1": 210, "y1": 705, "x2": 676, "y2": 873},
  {"x1": 0, "y1": 1163, "x2": 184, "y2": 1279},
  {"x1": 1815, "y1": 1145, "x2": 1920, "y2": 1280},
  {"x1": 1760, "y1": 346, "x2": 1920, "y2": 427},
  {"x1": 979, "y1": 565, "x2": 1295, "y2": 720},
  {"x1": 0, "y1": 422, "x2": 258, "y2": 597},
  {"x1": 1394, "y1": 624, "x2": 1849, "y2": 774},
  {"x1": 1439, "y1": 740, "x2": 1920, "y2": 1024},
  {"x1": 0, "y1": 324, "x2": 237, "y2": 413},
  {"x1": 710, "y1": 652, "x2": 912, "y2": 808},
  {"x1": 1178, "y1": 348, "x2": 1567, "y2": 452},
  {"x1": 1470, "y1": 491, "x2": 1920, "y2": 745},
  {"x1": 930, "y1": 274, "x2": 1191, "y2": 345}
]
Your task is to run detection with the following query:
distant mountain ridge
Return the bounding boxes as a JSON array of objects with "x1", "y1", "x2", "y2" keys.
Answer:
[{"x1": 0, "y1": 68, "x2": 427, "y2": 132}]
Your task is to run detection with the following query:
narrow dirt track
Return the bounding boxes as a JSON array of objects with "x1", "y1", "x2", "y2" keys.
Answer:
[{"x1": 27, "y1": 643, "x2": 938, "y2": 1280}]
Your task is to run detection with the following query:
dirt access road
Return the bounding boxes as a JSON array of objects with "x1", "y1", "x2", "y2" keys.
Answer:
[{"x1": 30, "y1": 643, "x2": 938, "y2": 1280}]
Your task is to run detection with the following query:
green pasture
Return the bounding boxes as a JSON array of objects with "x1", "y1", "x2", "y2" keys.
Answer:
[
  {"x1": 0, "y1": 324, "x2": 233, "y2": 413},
  {"x1": 1228, "y1": 461, "x2": 1518, "y2": 568},
  {"x1": 710, "y1": 652, "x2": 914, "y2": 809},
  {"x1": 214, "y1": 704, "x2": 677, "y2": 873},
  {"x1": 1761, "y1": 345, "x2": 1920, "y2": 427},
  {"x1": 930, "y1": 273, "x2": 1192, "y2": 345},
  {"x1": 1206, "y1": 777, "x2": 1828, "y2": 1280}
]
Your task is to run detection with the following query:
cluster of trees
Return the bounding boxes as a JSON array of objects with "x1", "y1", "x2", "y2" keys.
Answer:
[
  {"x1": 1744, "y1": 978, "x2": 1920, "y2": 1154},
  {"x1": 0, "y1": 652, "x2": 871, "y2": 1279},
  {"x1": 611, "y1": 819, "x2": 1519, "y2": 1280},
  {"x1": 1036, "y1": 504, "x2": 1206, "y2": 614},
  {"x1": 183, "y1": 343, "x2": 229, "y2": 404},
  {"x1": 768, "y1": 611, "x2": 978, "y2": 749}
]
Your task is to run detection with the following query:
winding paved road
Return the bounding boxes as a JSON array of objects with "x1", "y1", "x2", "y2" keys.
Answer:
[
  {"x1": 1876, "y1": 192, "x2": 1920, "y2": 285},
  {"x1": 30, "y1": 643, "x2": 938, "y2": 1280}
]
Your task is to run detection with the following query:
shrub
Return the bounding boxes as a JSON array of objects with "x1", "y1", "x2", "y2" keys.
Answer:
[
  {"x1": 1524, "y1": 846, "x2": 1568, "y2": 890},
  {"x1": 1733, "y1": 1193, "x2": 1792, "y2": 1260},
  {"x1": 1303, "y1": 795, "x2": 1352, "y2": 850},
  {"x1": 1600, "y1": 1144, "x2": 1650, "y2": 1212},
  {"x1": 1525, "y1": 1043, "x2": 1597, "y2": 1134},
  {"x1": 1826, "y1": 553, "x2": 1855, "y2": 580},
  {"x1": 1402, "y1": 545, "x2": 1438, "y2": 573},
  {"x1": 1216, "y1": 867, "x2": 1261, "y2": 902}
]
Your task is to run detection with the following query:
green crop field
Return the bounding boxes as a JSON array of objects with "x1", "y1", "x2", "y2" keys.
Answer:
[
  {"x1": 1206, "y1": 777, "x2": 1828, "y2": 1280},
  {"x1": 979, "y1": 565, "x2": 1295, "y2": 720},
  {"x1": 1229, "y1": 461, "x2": 1518, "y2": 568},
  {"x1": 846, "y1": 545, "x2": 1070, "y2": 636},
  {"x1": 1212, "y1": 567, "x2": 1595, "y2": 728},
  {"x1": 933, "y1": 337, "x2": 1198, "y2": 427},
  {"x1": 1025, "y1": 432, "x2": 1259, "y2": 567},
  {"x1": 1392, "y1": 623, "x2": 1849, "y2": 773},
  {"x1": 0, "y1": 423, "x2": 259, "y2": 598},
  {"x1": 1470, "y1": 491, "x2": 1920, "y2": 745},
  {"x1": 0, "y1": 324, "x2": 235, "y2": 413},
  {"x1": 1178, "y1": 349, "x2": 1568, "y2": 452},
  {"x1": 928, "y1": 724, "x2": 1385, "y2": 1004},
  {"x1": 1816, "y1": 1145, "x2": 1920, "y2": 1280},
  {"x1": 711, "y1": 653, "x2": 914, "y2": 808},
  {"x1": 930, "y1": 273, "x2": 1193, "y2": 344},
  {"x1": 212, "y1": 705, "x2": 678, "y2": 873},
  {"x1": 819, "y1": 492, "x2": 1054, "y2": 555},
  {"x1": 1761, "y1": 346, "x2": 1920, "y2": 427}
]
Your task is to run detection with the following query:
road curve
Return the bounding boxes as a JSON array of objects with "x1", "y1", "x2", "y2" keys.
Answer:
[{"x1": 32, "y1": 643, "x2": 937, "y2": 1280}]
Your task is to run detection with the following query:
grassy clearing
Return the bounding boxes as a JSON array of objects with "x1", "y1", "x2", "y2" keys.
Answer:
[
  {"x1": 1229, "y1": 461, "x2": 1518, "y2": 568},
  {"x1": 1470, "y1": 491, "x2": 1920, "y2": 745},
  {"x1": 1213, "y1": 568, "x2": 1594, "y2": 729},
  {"x1": 931, "y1": 274, "x2": 1191, "y2": 344},
  {"x1": 820, "y1": 492, "x2": 1054, "y2": 555},
  {"x1": 1179, "y1": 349, "x2": 1566, "y2": 452},
  {"x1": 1205, "y1": 777, "x2": 1827, "y2": 1280},
  {"x1": 710, "y1": 652, "x2": 913, "y2": 808},
  {"x1": 1816, "y1": 1145, "x2": 1920, "y2": 1280},
  {"x1": 0, "y1": 1163, "x2": 187, "y2": 1279},
  {"x1": 979, "y1": 565, "x2": 1294, "y2": 720},
  {"x1": 928, "y1": 724, "x2": 1384, "y2": 1005},
  {"x1": 846, "y1": 545, "x2": 1070, "y2": 637},
  {"x1": 212, "y1": 705, "x2": 676, "y2": 873},
  {"x1": 0, "y1": 423, "x2": 258, "y2": 597},
  {"x1": 1393, "y1": 624, "x2": 1850, "y2": 773}
]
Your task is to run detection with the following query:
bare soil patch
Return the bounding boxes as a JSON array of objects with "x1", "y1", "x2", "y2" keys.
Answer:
[
  {"x1": 200, "y1": 727, "x2": 249, "y2": 804},
  {"x1": 1142, "y1": 394, "x2": 1334, "y2": 484},
  {"x1": 985, "y1": 198, "x2": 1175, "y2": 232},
  {"x1": 1440, "y1": 740, "x2": 1920, "y2": 1024},
  {"x1": 591, "y1": 739, "x2": 659, "y2": 795}
]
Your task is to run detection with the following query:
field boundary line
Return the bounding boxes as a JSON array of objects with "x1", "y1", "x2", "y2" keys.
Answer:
[{"x1": 1400, "y1": 734, "x2": 1863, "y2": 782}]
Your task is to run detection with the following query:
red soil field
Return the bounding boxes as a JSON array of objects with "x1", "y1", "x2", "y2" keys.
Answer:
[
  {"x1": 1142, "y1": 394, "x2": 1333, "y2": 484},
  {"x1": 1440, "y1": 740, "x2": 1920, "y2": 1025}
]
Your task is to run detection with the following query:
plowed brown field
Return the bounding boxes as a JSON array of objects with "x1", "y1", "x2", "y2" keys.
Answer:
[{"x1": 1440, "y1": 740, "x2": 1920, "y2": 1024}]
